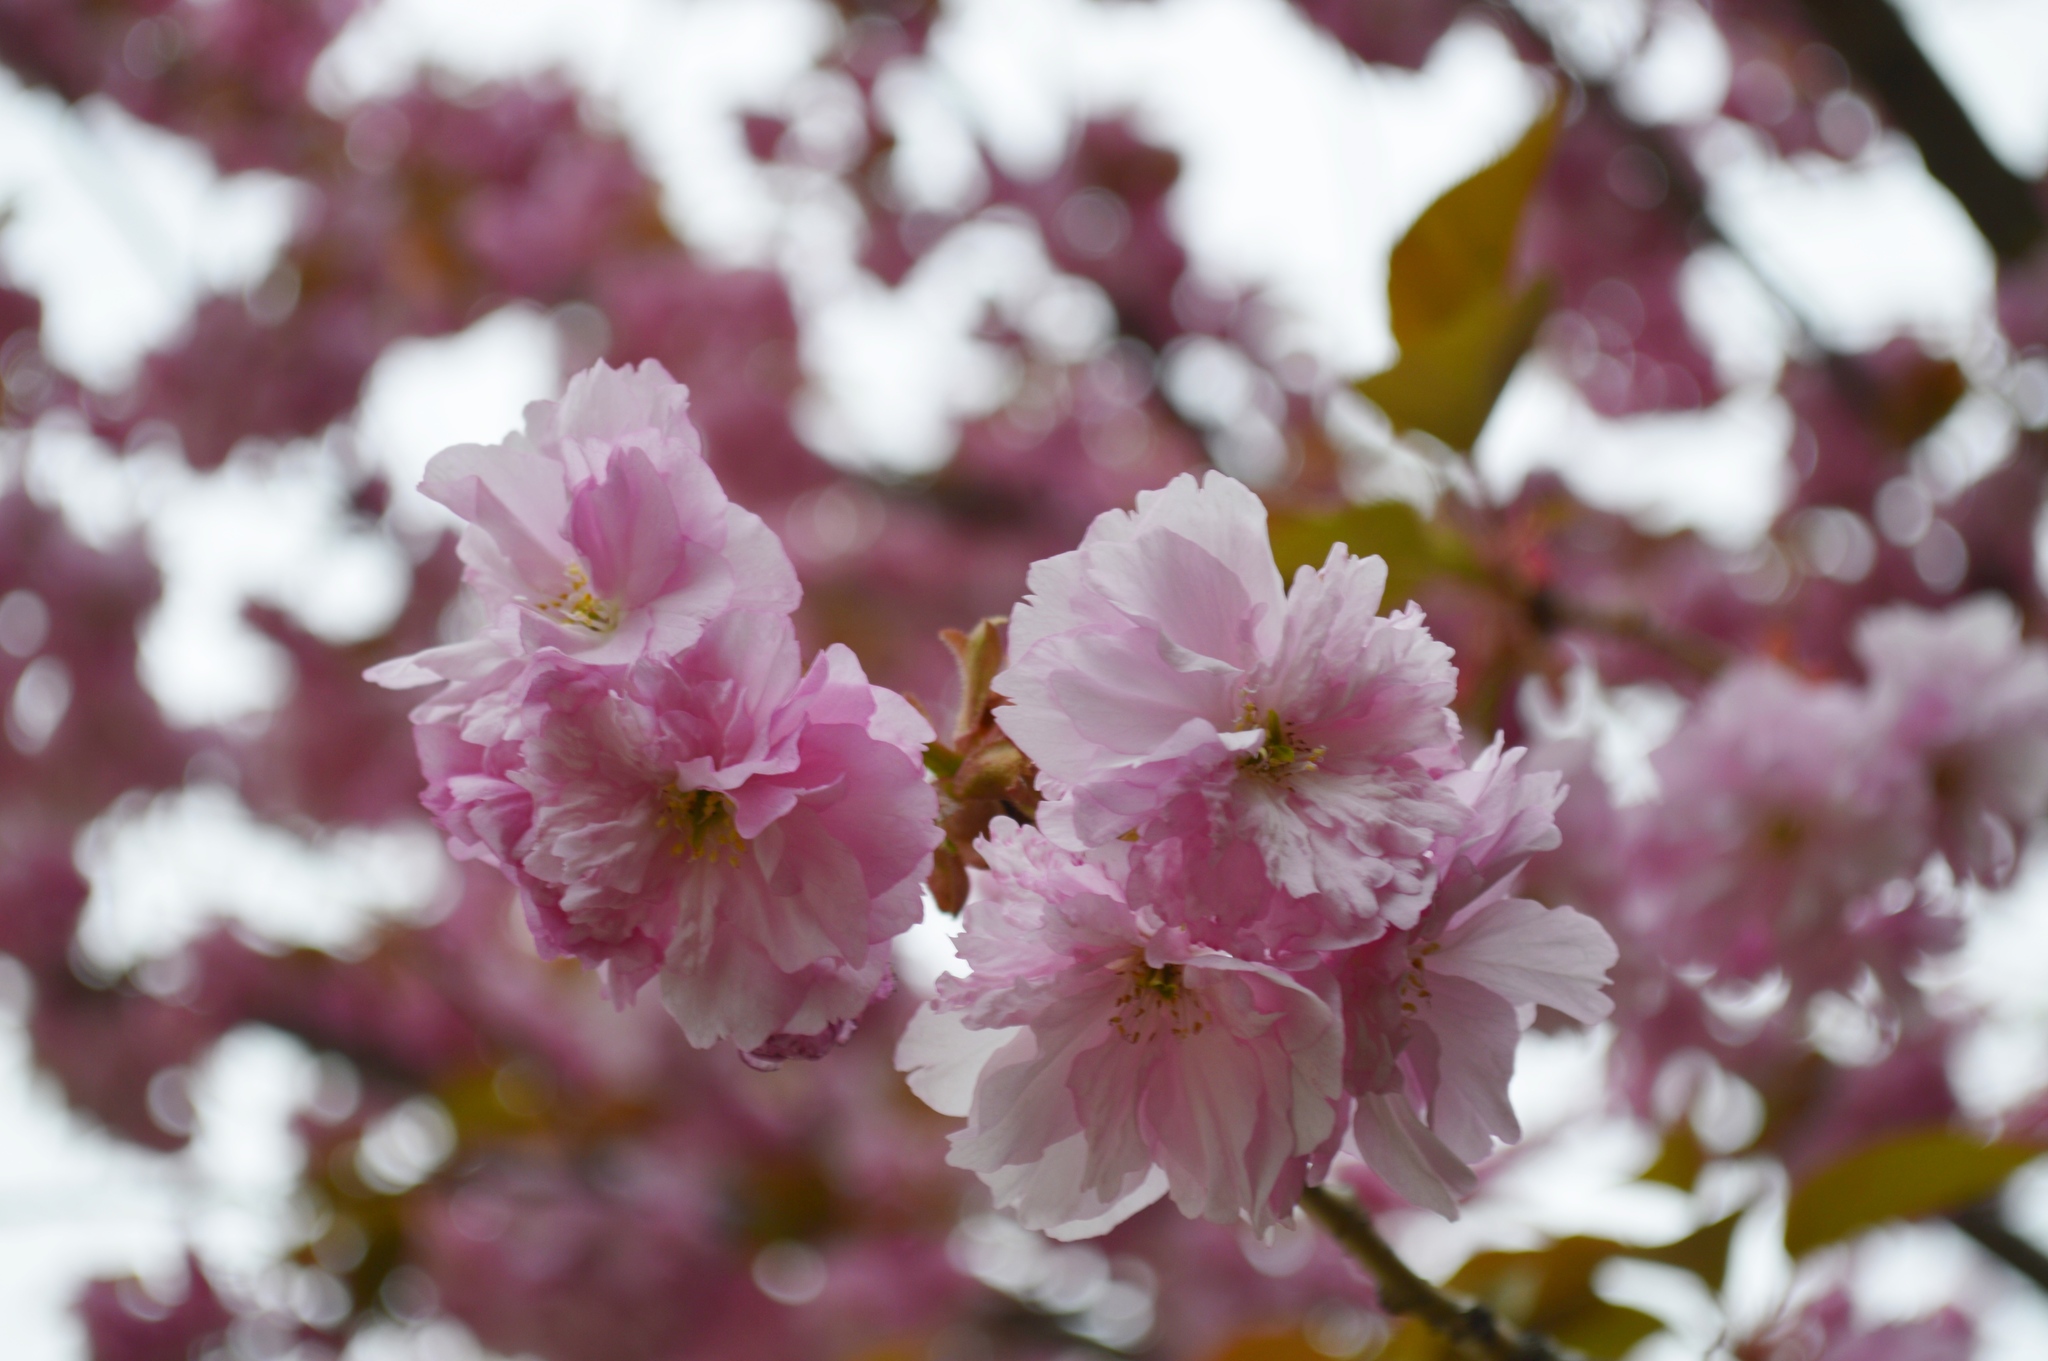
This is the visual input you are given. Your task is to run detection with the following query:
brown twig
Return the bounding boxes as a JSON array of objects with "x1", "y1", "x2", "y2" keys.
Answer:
[
  {"x1": 1539, "y1": 593, "x2": 1731, "y2": 679},
  {"x1": 1950, "y1": 1201, "x2": 2048, "y2": 1297},
  {"x1": 1796, "y1": 0, "x2": 2044, "y2": 262},
  {"x1": 1301, "y1": 1187, "x2": 1584, "y2": 1361}
]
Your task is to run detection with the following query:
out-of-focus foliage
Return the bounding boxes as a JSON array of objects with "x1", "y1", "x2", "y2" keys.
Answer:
[
  {"x1": 1784, "y1": 1131, "x2": 2043, "y2": 1258},
  {"x1": 1357, "y1": 107, "x2": 1557, "y2": 450},
  {"x1": 1366, "y1": 1219, "x2": 1743, "y2": 1361}
]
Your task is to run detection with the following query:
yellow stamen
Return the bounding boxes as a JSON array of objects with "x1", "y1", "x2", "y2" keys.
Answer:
[
  {"x1": 1237, "y1": 703, "x2": 1325, "y2": 781},
  {"x1": 1760, "y1": 812, "x2": 1805, "y2": 858},
  {"x1": 1397, "y1": 941, "x2": 1442, "y2": 1015},
  {"x1": 531, "y1": 562, "x2": 621, "y2": 635},
  {"x1": 655, "y1": 787, "x2": 745, "y2": 865},
  {"x1": 1109, "y1": 957, "x2": 1207, "y2": 1042}
]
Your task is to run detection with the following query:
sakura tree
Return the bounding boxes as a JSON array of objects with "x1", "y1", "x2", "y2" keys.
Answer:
[{"x1": 2, "y1": 2, "x2": 2047, "y2": 1360}]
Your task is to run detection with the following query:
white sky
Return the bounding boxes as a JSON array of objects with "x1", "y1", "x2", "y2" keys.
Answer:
[{"x1": 1, "y1": 0, "x2": 2047, "y2": 1356}]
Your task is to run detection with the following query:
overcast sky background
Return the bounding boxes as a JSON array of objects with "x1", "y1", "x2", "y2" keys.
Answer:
[{"x1": 3, "y1": 0, "x2": 2048, "y2": 1356}]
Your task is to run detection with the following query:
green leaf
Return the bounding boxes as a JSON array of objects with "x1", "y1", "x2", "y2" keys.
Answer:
[
  {"x1": 1387, "y1": 107, "x2": 1560, "y2": 346},
  {"x1": 1449, "y1": 1237, "x2": 1656, "y2": 1360},
  {"x1": 1358, "y1": 104, "x2": 1559, "y2": 452},
  {"x1": 922, "y1": 744, "x2": 963, "y2": 781},
  {"x1": 1552, "y1": 1302, "x2": 1664, "y2": 1359},
  {"x1": 1202, "y1": 1332, "x2": 1331, "y2": 1361},
  {"x1": 1265, "y1": 499, "x2": 1476, "y2": 610},
  {"x1": 938, "y1": 616, "x2": 1008, "y2": 745},
  {"x1": 1641, "y1": 1121, "x2": 1706, "y2": 1191},
  {"x1": 1366, "y1": 1319, "x2": 1445, "y2": 1361},
  {"x1": 1355, "y1": 278, "x2": 1551, "y2": 451},
  {"x1": 1634, "y1": 1214, "x2": 1741, "y2": 1294},
  {"x1": 1784, "y1": 1130, "x2": 2041, "y2": 1257},
  {"x1": 1434, "y1": 1221, "x2": 1741, "y2": 1357}
]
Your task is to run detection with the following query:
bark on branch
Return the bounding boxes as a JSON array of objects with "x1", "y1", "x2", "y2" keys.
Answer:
[
  {"x1": 1950, "y1": 1201, "x2": 2048, "y2": 1297},
  {"x1": 1301, "y1": 1187, "x2": 1584, "y2": 1361},
  {"x1": 1797, "y1": 0, "x2": 2044, "y2": 262}
]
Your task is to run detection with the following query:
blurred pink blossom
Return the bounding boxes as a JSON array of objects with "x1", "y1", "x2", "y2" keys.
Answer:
[
  {"x1": 1744, "y1": 1291, "x2": 1973, "y2": 1361},
  {"x1": 1631, "y1": 661, "x2": 1930, "y2": 991},
  {"x1": 1857, "y1": 596, "x2": 2048, "y2": 886}
]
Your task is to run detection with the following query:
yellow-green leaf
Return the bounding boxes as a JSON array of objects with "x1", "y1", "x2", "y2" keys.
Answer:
[
  {"x1": 1436, "y1": 1224, "x2": 1742, "y2": 1358},
  {"x1": 1634, "y1": 1214, "x2": 1741, "y2": 1293},
  {"x1": 1552, "y1": 1302, "x2": 1663, "y2": 1359},
  {"x1": 1355, "y1": 278, "x2": 1551, "y2": 451},
  {"x1": 1784, "y1": 1130, "x2": 2040, "y2": 1257},
  {"x1": 939, "y1": 616, "x2": 1008, "y2": 744},
  {"x1": 1202, "y1": 1331, "x2": 1330, "y2": 1361},
  {"x1": 1371, "y1": 1318, "x2": 1448, "y2": 1360},
  {"x1": 1266, "y1": 499, "x2": 1476, "y2": 610},
  {"x1": 1449, "y1": 1236, "x2": 1654, "y2": 1359},
  {"x1": 1360, "y1": 102, "x2": 1559, "y2": 452},
  {"x1": 1641, "y1": 1121, "x2": 1706, "y2": 1191},
  {"x1": 1387, "y1": 107, "x2": 1559, "y2": 346}
]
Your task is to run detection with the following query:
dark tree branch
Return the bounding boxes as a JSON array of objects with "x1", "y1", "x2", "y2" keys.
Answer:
[
  {"x1": 1797, "y1": 0, "x2": 2044, "y2": 261},
  {"x1": 1950, "y1": 1201, "x2": 2048, "y2": 1296},
  {"x1": 1484, "y1": 1, "x2": 1840, "y2": 350},
  {"x1": 1301, "y1": 1187, "x2": 1584, "y2": 1361}
]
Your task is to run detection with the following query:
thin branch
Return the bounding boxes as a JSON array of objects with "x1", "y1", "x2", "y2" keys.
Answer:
[
  {"x1": 1538, "y1": 593, "x2": 1731, "y2": 679},
  {"x1": 1796, "y1": 0, "x2": 2044, "y2": 262},
  {"x1": 1950, "y1": 1201, "x2": 2048, "y2": 1297},
  {"x1": 1301, "y1": 1187, "x2": 1583, "y2": 1361}
]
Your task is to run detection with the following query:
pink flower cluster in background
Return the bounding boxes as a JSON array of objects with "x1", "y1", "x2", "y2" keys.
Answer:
[
  {"x1": 1527, "y1": 594, "x2": 2048, "y2": 1116},
  {"x1": 902, "y1": 474, "x2": 1616, "y2": 1236},
  {"x1": 372, "y1": 360, "x2": 939, "y2": 1065}
]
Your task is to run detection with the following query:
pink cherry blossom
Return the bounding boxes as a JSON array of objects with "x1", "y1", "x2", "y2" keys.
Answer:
[
  {"x1": 995, "y1": 471, "x2": 1467, "y2": 940},
  {"x1": 1747, "y1": 1291, "x2": 1973, "y2": 1361},
  {"x1": 1337, "y1": 747, "x2": 1611, "y2": 1216},
  {"x1": 79, "y1": 1258, "x2": 231, "y2": 1361},
  {"x1": 1857, "y1": 596, "x2": 2048, "y2": 886},
  {"x1": 1628, "y1": 660, "x2": 1931, "y2": 988},
  {"x1": 1294, "y1": 736, "x2": 1613, "y2": 1211},
  {"x1": 368, "y1": 359, "x2": 799, "y2": 697},
  {"x1": 899, "y1": 818, "x2": 1345, "y2": 1239},
  {"x1": 421, "y1": 611, "x2": 937, "y2": 1058},
  {"x1": 1143, "y1": 738, "x2": 1566, "y2": 967},
  {"x1": 1339, "y1": 890, "x2": 1617, "y2": 1215},
  {"x1": 1429, "y1": 738, "x2": 1567, "y2": 911}
]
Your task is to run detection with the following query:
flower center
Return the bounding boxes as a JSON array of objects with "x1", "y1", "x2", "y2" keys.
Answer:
[
  {"x1": 1109, "y1": 957, "x2": 1207, "y2": 1042},
  {"x1": 1759, "y1": 811, "x2": 1805, "y2": 858},
  {"x1": 533, "y1": 562, "x2": 621, "y2": 635},
  {"x1": 1236, "y1": 704, "x2": 1324, "y2": 782},
  {"x1": 656, "y1": 787, "x2": 745, "y2": 864},
  {"x1": 1398, "y1": 942, "x2": 1442, "y2": 1017}
]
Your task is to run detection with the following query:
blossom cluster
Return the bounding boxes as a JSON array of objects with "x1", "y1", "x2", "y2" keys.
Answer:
[
  {"x1": 371, "y1": 361, "x2": 940, "y2": 1065},
  {"x1": 901, "y1": 474, "x2": 1616, "y2": 1237},
  {"x1": 8, "y1": 0, "x2": 2041, "y2": 1352},
  {"x1": 380, "y1": 405, "x2": 1614, "y2": 1238},
  {"x1": 1530, "y1": 595, "x2": 2048, "y2": 1103}
]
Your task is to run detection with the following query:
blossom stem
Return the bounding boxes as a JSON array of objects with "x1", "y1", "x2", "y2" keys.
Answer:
[{"x1": 1300, "y1": 1187, "x2": 1581, "y2": 1361}]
